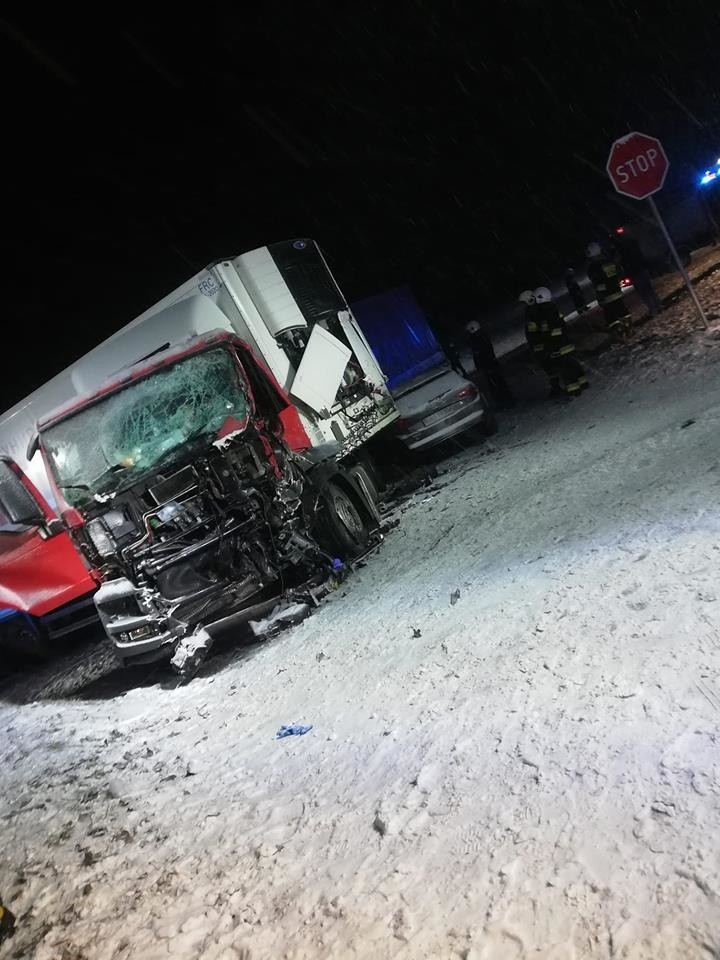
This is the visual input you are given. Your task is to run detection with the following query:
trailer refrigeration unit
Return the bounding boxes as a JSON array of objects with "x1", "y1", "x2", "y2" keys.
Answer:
[{"x1": 19, "y1": 239, "x2": 398, "y2": 673}]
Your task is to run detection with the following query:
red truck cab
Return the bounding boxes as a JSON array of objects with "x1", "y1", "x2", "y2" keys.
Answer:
[{"x1": 0, "y1": 457, "x2": 98, "y2": 662}]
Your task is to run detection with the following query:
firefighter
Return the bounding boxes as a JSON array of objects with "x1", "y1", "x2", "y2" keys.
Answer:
[
  {"x1": 533, "y1": 287, "x2": 588, "y2": 398},
  {"x1": 465, "y1": 319, "x2": 515, "y2": 409},
  {"x1": 427, "y1": 308, "x2": 468, "y2": 376},
  {"x1": 565, "y1": 267, "x2": 587, "y2": 314},
  {"x1": 586, "y1": 241, "x2": 632, "y2": 341},
  {"x1": 521, "y1": 289, "x2": 553, "y2": 386},
  {"x1": 522, "y1": 289, "x2": 561, "y2": 397}
]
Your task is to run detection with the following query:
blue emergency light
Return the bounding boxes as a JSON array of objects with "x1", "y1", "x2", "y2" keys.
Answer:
[{"x1": 699, "y1": 159, "x2": 720, "y2": 186}]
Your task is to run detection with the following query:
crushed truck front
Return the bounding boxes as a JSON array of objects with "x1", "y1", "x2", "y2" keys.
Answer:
[{"x1": 35, "y1": 331, "x2": 373, "y2": 675}]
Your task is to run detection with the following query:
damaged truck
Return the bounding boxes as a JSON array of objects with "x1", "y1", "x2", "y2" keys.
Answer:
[{"x1": 22, "y1": 239, "x2": 398, "y2": 674}]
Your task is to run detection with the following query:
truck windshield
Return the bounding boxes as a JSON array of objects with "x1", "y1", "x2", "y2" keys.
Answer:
[{"x1": 42, "y1": 347, "x2": 250, "y2": 506}]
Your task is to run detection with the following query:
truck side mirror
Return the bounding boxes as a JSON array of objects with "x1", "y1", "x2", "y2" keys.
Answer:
[
  {"x1": 7, "y1": 501, "x2": 45, "y2": 527},
  {"x1": 0, "y1": 460, "x2": 45, "y2": 527}
]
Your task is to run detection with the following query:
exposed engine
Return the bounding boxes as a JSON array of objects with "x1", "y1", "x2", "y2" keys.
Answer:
[
  {"x1": 36, "y1": 336, "x2": 379, "y2": 676},
  {"x1": 84, "y1": 427, "x2": 329, "y2": 669}
]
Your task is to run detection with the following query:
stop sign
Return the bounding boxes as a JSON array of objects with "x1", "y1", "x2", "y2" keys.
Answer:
[{"x1": 606, "y1": 132, "x2": 669, "y2": 199}]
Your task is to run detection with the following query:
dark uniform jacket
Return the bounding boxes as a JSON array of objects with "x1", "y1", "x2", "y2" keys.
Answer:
[
  {"x1": 587, "y1": 257, "x2": 623, "y2": 305},
  {"x1": 468, "y1": 327, "x2": 499, "y2": 369},
  {"x1": 526, "y1": 303, "x2": 575, "y2": 358},
  {"x1": 535, "y1": 302, "x2": 576, "y2": 357},
  {"x1": 524, "y1": 303, "x2": 545, "y2": 354}
]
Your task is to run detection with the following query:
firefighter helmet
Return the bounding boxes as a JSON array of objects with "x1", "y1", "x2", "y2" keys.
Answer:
[
  {"x1": 518, "y1": 290, "x2": 535, "y2": 304},
  {"x1": 465, "y1": 320, "x2": 481, "y2": 334},
  {"x1": 534, "y1": 286, "x2": 553, "y2": 304},
  {"x1": 586, "y1": 241, "x2": 602, "y2": 258}
]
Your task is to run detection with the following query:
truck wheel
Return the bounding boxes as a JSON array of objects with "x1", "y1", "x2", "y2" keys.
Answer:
[
  {"x1": 1, "y1": 618, "x2": 50, "y2": 664},
  {"x1": 319, "y1": 482, "x2": 370, "y2": 559},
  {"x1": 350, "y1": 462, "x2": 381, "y2": 505}
]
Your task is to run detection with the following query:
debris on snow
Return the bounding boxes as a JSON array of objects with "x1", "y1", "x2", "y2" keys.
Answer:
[
  {"x1": 249, "y1": 602, "x2": 311, "y2": 638},
  {"x1": 276, "y1": 724, "x2": 313, "y2": 739},
  {"x1": 450, "y1": 588, "x2": 461, "y2": 605},
  {"x1": 170, "y1": 627, "x2": 213, "y2": 676},
  {"x1": 372, "y1": 811, "x2": 387, "y2": 837}
]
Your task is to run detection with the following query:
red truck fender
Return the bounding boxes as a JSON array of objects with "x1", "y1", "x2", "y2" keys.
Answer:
[{"x1": 0, "y1": 458, "x2": 97, "y2": 621}]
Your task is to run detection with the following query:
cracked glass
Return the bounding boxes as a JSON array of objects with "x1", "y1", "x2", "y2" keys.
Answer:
[{"x1": 42, "y1": 347, "x2": 249, "y2": 506}]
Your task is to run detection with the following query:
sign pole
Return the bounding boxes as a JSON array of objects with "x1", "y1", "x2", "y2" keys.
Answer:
[{"x1": 647, "y1": 195, "x2": 708, "y2": 329}]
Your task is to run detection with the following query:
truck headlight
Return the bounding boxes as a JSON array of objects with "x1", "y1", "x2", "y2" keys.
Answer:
[{"x1": 87, "y1": 518, "x2": 115, "y2": 558}]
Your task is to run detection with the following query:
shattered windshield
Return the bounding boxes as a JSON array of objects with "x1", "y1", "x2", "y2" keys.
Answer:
[{"x1": 42, "y1": 347, "x2": 250, "y2": 506}]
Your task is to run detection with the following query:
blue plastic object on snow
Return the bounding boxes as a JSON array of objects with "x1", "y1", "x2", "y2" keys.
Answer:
[
  {"x1": 332, "y1": 558, "x2": 344, "y2": 571},
  {"x1": 276, "y1": 724, "x2": 313, "y2": 739}
]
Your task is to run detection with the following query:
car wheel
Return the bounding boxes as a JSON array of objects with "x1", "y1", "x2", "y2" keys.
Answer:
[{"x1": 318, "y1": 482, "x2": 370, "y2": 559}]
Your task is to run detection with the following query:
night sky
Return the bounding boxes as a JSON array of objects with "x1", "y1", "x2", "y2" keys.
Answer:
[{"x1": 3, "y1": 1, "x2": 719, "y2": 408}]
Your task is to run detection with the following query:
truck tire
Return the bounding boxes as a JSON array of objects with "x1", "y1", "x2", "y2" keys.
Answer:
[
  {"x1": 350, "y1": 462, "x2": 381, "y2": 506},
  {"x1": 318, "y1": 481, "x2": 370, "y2": 559},
  {"x1": 0, "y1": 617, "x2": 50, "y2": 667}
]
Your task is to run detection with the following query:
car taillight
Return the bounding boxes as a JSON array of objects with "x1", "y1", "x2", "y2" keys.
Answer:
[
  {"x1": 455, "y1": 384, "x2": 478, "y2": 399},
  {"x1": 621, "y1": 276, "x2": 632, "y2": 287}
]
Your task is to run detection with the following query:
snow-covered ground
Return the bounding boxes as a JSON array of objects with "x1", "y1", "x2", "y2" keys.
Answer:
[{"x1": 4, "y1": 281, "x2": 720, "y2": 959}]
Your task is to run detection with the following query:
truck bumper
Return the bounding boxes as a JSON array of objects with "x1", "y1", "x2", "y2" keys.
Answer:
[{"x1": 94, "y1": 578, "x2": 177, "y2": 665}]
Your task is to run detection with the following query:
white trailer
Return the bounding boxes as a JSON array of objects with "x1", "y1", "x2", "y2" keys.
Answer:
[{"x1": 0, "y1": 239, "x2": 397, "y2": 505}]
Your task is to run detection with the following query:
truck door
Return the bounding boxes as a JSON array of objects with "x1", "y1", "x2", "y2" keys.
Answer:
[{"x1": 0, "y1": 459, "x2": 96, "y2": 618}]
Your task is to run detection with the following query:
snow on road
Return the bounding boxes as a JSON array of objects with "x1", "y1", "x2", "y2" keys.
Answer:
[{"x1": 4, "y1": 315, "x2": 720, "y2": 958}]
